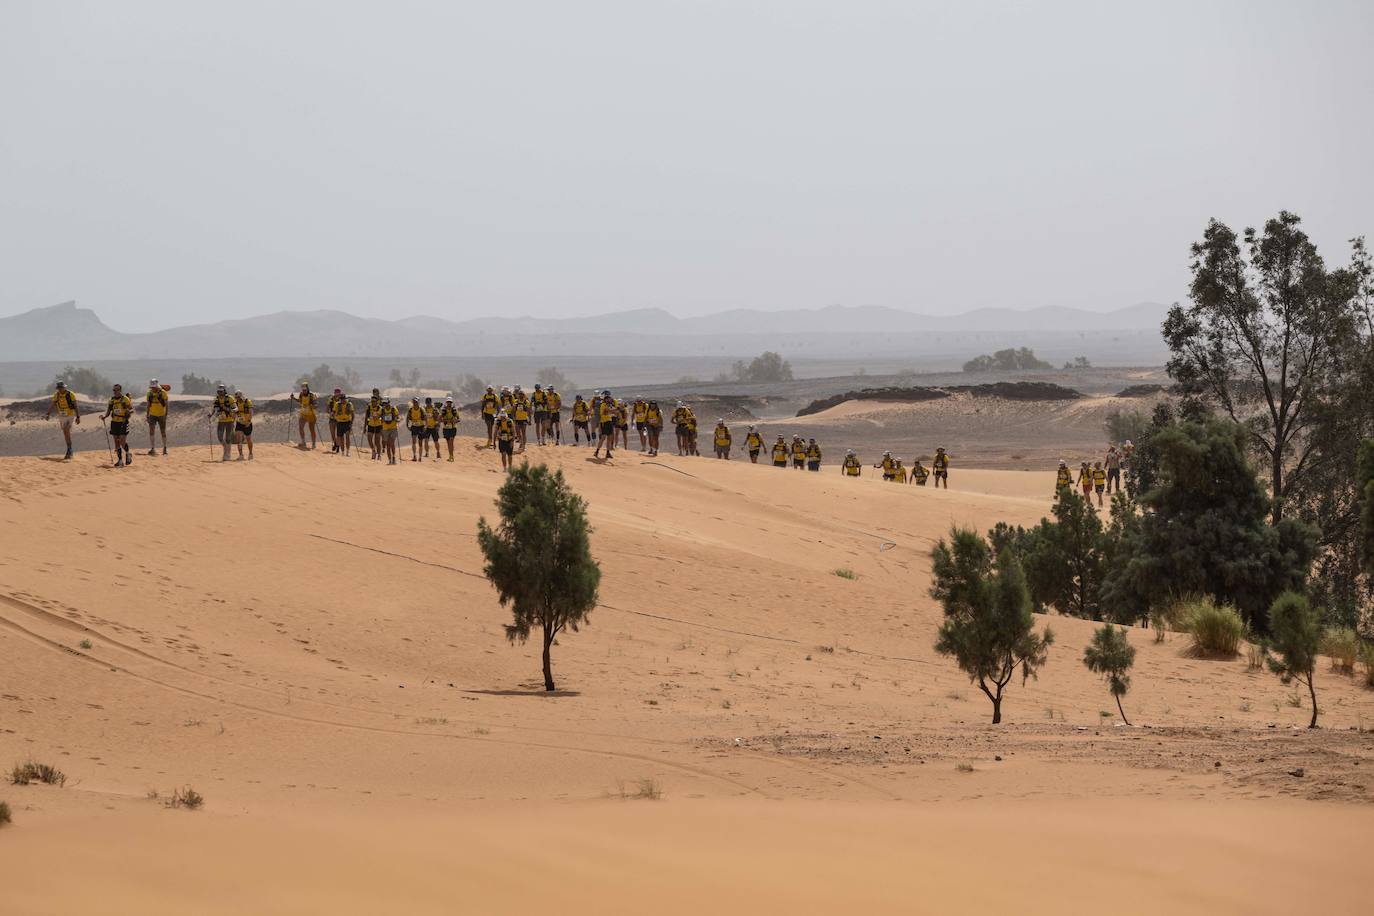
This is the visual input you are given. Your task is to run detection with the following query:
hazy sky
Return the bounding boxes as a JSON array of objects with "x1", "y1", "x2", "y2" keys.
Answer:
[{"x1": 3, "y1": 1, "x2": 1372, "y2": 332}]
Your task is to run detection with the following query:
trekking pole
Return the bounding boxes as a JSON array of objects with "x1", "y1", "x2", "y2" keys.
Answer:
[{"x1": 101, "y1": 417, "x2": 114, "y2": 465}]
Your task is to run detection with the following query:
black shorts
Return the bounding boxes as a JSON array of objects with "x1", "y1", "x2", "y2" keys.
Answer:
[
  {"x1": 147, "y1": 414, "x2": 166, "y2": 431},
  {"x1": 443, "y1": 428, "x2": 456, "y2": 439},
  {"x1": 516, "y1": 419, "x2": 527, "y2": 428},
  {"x1": 600, "y1": 421, "x2": 616, "y2": 436},
  {"x1": 749, "y1": 449, "x2": 760, "y2": 458},
  {"x1": 428, "y1": 428, "x2": 439, "y2": 440},
  {"x1": 533, "y1": 411, "x2": 547, "y2": 422},
  {"x1": 236, "y1": 423, "x2": 253, "y2": 436},
  {"x1": 368, "y1": 424, "x2": 383, "y2": 435},
  {"x1": 935, "y1": 469, "x2": 948, "y2": 478},
  {"x1": 773, "y1": 460, "x2": 787, "y2": 467},
  {"x1": 635, "y1": 421, "x2": 646, "y2": 432},
  {"x1": 498, "y1": 439, "x2": 514, "y2": 454},
  {"x1": 675, "y1": 424, "x2": 688, "y2": 437},
  {"x1": 409, "y1": 426, "x2": 424, "y2": 437},
  {"x1": 549, "y1": 411, "x2": 561, "y2": 422},
  {"x1": 109, "y1": 421, "x2": 129, "y2": 437},
  {"x1": 337, "y1": 421, "x2": 353, "y2": 435},
  {"x1": 483, "y1": 414, "x2": 495, "y2": 428},
  {"x1": 574, "y1": 420, "x2": 589, "y2": 429}
]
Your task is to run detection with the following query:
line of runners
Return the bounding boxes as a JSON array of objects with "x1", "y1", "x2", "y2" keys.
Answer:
[
  {"x1": 43, "y1": 378, "x2": 952, "y2": 485},
  {"x1": 1053, "y1": 443, "x2": 1134, "y2": 505}
]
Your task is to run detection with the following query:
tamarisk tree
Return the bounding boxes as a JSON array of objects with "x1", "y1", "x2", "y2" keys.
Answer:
[
  {"x1": 477, "y1": 463, "x2": 601, "y2": 691},
  {"x1": 931, "y1": 528, "x2": 1054, "y2": 724}
]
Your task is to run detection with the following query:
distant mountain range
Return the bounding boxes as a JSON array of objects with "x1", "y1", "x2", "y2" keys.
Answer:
[{"x1": 0, "y1": 301, "x2": 1172, "y2": 362}]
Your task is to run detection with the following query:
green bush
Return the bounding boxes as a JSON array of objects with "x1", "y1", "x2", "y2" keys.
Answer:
[
  {"x1": 1179, "y1": 597, "x2": 1244, "y2": 658},
  {"x1": 1321, "y1": 628, "x2": 1359, "y2": 673}
]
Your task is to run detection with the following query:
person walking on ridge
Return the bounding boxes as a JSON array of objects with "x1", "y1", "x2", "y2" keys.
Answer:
[{"x1": 45, "y1": 379, "x2": 80, "y2": 460}]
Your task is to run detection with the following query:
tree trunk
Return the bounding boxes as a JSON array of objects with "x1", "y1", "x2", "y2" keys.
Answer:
[
  {"x1": 1271, "y1": 451, "x2": 1284, "y2": 525},
  {"x1": 542, "y1": 626, "x2": 555, "y2": 691},
  {"x1": 1307, "y1": 674, "x2": 1318, "y2": 729},
  {"x1": 1116, "y1": 693, "x2": 1131, "y2": 726},
  {"x1": 990, "y1": 692, "x2": 1002, "y2": 725}
]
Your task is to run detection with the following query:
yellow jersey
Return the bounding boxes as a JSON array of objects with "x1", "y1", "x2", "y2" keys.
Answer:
[
  {"x1": 51, "y1": 389, "x2": 78, "y2": 416},
  {"x1": 146, "y1": 386, "x2": 168, "y2": 418},
  {"x1": 108, "y1": 394, "x2": 133, "y2": 421}
]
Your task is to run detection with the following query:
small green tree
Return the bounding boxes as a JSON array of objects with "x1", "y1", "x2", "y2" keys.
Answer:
[
  {"x1": 476, "y1": 464, "x2": 601, "y2": 690},
  {"x1": 1082, "y1": 624, "x2": 1136, "y2": 725},
  {"x1": 1022, "y1": 491, "x2": 1107, "y2": 620},
  {"x1": 1266, "y1": 591, "x2": 1321, "y2": 728},
  {"x1": 931, "y1": 528, "x2": 1054, "y2": 724}
]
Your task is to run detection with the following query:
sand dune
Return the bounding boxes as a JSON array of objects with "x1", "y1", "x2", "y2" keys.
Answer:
[{"x1": 1, "y1": 442, "x2": 1370, "y2": 912}]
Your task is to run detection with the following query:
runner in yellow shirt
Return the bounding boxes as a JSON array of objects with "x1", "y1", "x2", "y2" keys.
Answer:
[
  {"x1": 480, "y1": 386, "x2": 500, "y2": 448},
  {"x1": 842, "y1": 449, "x2": 861, "y2": 476},
  {"x1": 233, "y1": 390, "x2": 254, "y2": 461},
  {"x1": 380, "y1": 398, "x2": 400, "y2": 465},
  {"x1": 210, "y1": 384, "x2": 237, "y2": 462},
  {"x1": 494, "y1": 410, "x2": 517, "y2": 470},
  {"x1": 744, "y1": 426, "x2": 763, "y2": 463},
  {"x1": 572, "y1": 395, "x2": 591, "y2": 445},
  {"x1": 592, "y1": 390, "x2": 618, "y2": 460},
  {"x1": 806, "y1": 438, "x2": 821, "y2": 471},
  {"x1": 713, "y1": 420, "x2": 731, "y2": 459},
  {"x1": 333, "y1": 395, "x2": 355, "y2": 458},
  {"x1": 644, "y1": 399, "x2": 663, "y2": 456},
  {"x1": 423, "y1": 397, "x2": 441, "y2": 461},
  {"x1": 101, "y1": 383, "x2": 134, "y2": 467},
  {"x1": 932, "y1": 447, "x2": 950, "y2": 488},
  {"x1": 44, "y1": 379, "x2": 81, "y2": 460},
  {"x1": 440, "y1": 397, "x2": 460, "y2": 462},
  {"x1": 406, "y1": 398, "x2": 425, "y2": 462},
  {"x1": 910, "y1": 460, "x2": 929, "y2": 486},
  {"x1": 633, "y1": 398, "x2": 649, "y2": 451},
  {"x1": 790, "y1": 435, "x2": 806, "y2": 470},
  {"x1": 290, "y1": 382, "x2": 319, "y2": 450},
  {"x1": 892, "y1": 458, "x2": 908, "y2": 484},
  {"x1": 546, "y1": 387, "x2": 563, "y2": 445},
  {"x1": 365, "y1": 390, "x2": 385, "y2": 460},
  {"x1": 144, "y1": 378, "x2": 170, "y2": 456},
  {"x1": 875, "y1": 451, "x2": 895, "y2": 480},
  {"x1": 771, "y1": 436, "x2": 789, "y2": 467},
  {"x1": 511, "y1": 388, "x2": 531, "y2": 453}
]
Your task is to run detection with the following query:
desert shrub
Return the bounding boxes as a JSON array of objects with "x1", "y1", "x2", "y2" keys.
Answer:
[
  {"x1": 1321, "y1": 628, "x2": 1359, "y2": 673},
  {"x1": 1246, "y1": 641, "x2": 1267, "y2": 671},
  {"x1": 166, "y1": 786, "x2": 204, "y2": 810},
  {"x1": 1179, "y1": 597, "x2": 1244, "y2": 657},
  {"x1": 0, "y1": 800, "x2": 10, "y2": 825},
  {"x1": 833, "y1": 568, "x2": 856, "y2": 580},
  {"x1": 10, "y1": 761, "x2": 66, "y2": 787},
  {"x1": 617, "y1": 778, "x2": 661, "y2": 800},
  {"x1": 1360, "y1": 643, "x2": 1374, "y2": 689}
]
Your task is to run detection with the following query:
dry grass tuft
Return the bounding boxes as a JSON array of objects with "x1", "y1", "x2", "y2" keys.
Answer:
[
  {"x1": 1176, "y1": 597, "x2": 1243, "y2": 658},
  {"x1": 10, "y1": 761, "x2": 66, "y2": 787},
  {"x1": 833, "y1": 568, "x2": 857, "y2": 580},
  {"x1": 165, "y1": 786, "x2": 204, "y2": 810},
  {"x1": 0, "y1": 800, "x2": 11, "y2": 825},
  {"x1": 954, "y1": 762, "x2": 975, "y2": 773},
  {"x1": 616, "y1": 778, "x2": 662, "y2": 800},
  {"x1": 1321, "y1": 628, "x2": 1359, "y2": 674}
]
